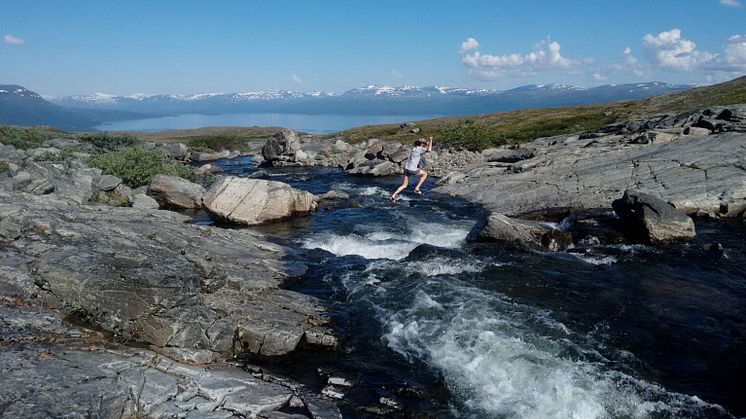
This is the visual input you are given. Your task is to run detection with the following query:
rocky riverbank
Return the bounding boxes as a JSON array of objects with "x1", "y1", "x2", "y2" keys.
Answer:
[
  {"x1": 260, "y1": 105, "x2": 745, "y2": 249},
  {"x1": 0, "y1": 138, "x2": 343, "y2": 417}
]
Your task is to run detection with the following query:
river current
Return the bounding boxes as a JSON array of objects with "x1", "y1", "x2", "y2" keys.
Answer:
[{"x1": 197, "y1": 156, "x2": 746, "y2": 418}]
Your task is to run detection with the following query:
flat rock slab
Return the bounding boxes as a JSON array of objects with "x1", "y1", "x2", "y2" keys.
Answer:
[
  {"x1": 0, "y1": 343, "x2": 341, "y2": 418},
  {"x1": 0, "y1": 191, "x2": 335, "y2": 362},
  {"x1": 437, "y1": 132, "x2": 746, "y2": 218}
]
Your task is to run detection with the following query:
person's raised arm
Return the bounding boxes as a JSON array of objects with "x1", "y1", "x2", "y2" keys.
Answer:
[{"x1": 427, "y1": 136, "x2": 433, "y2": 152}]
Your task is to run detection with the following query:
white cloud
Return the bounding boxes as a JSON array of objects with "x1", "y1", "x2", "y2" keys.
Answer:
[
  {"x1": 592, "y1": 72, "x2": 607, "y2": 81},
  {"x1": 643, "y1": 29, "x2": 715, "y2": 71},
  {"x1": 613, "y1": 46, "x2": 651, "y2": 77},
  {"x1": 460, "y1": 37, "x2": 479, "y2": 53},
  {"x1": 291, "y1": 74, "x2": 302, "y2": 84},
  {"x1": 3, "y1": 34, "x2": 25, "y2": 45},
  {"x1": 719, "y1": 0, "x2": 742, "y2": 7},
  {"x1": 723, "y1": 34, "x2": 746, "y2": 70},
  {"x1": 391, "y1": 69, "x2": 403, "y2": 78},
  {"x1": 460, "y1": 37, "x2": 583, "y2": 79}
]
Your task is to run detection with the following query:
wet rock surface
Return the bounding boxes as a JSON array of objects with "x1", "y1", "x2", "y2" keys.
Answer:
[{"x1": 612, "y1": 189, "x2": 696, "y2": 243}]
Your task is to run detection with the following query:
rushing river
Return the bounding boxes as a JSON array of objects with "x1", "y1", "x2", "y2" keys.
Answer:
[{"x1": 197, "y1": 156, "x2": 745, "y2": 418}]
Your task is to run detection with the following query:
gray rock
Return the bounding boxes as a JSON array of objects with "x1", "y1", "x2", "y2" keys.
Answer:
[
  {"x1": 0, "y1": 342, "x2": 340, "y2": 419},
  {"x1": 683, "y1": 126, "x2": 711, "y2": 136},
  {"x1": 262, "y1": 130, "x2": 301, "y2": 164},
  {"x1": 365, "y1": 143, "x2": 384, "y2": 159},
  {"x1": 147, "y1": 174, "x2": 206, "y2": 209},
  {"x1": 132, "y1": 193, "x2": 159, "y2": 209},
  {"x1": 485, "y1": 149, "x2": 534, "y2": 163},
  {"x1": 203, "y1": 177, "x2": 316, "y2": 225},
  {"x1": 195, "y1": 163, "x2": 224, "y2": 175},
  {"x1": 370, "y1": 160, "x2": 401, "y2": 177},
  {"x1": 437, "y1": 131, "x2": 746, "y2": 218},
  {"x1": 0, "y1": 191, "x2": 335, "y2": 360},
  {"x1": 478, "y1": 212, "x2": 571, "y2": 251},
  {"x1": 191, "y1": 150, "x2": 232, "y2": 162},
  {"x1": 333, "y1": 139, "x2": 351, "y2": 152},
  {"x1": 41, "y1": 138, "x2": 80, "y2": 149},
  {"x1": 612, "y1": 190, "x2": 696, "y2": 243},
  {"x1": 97, "y1": 174, "x2": 122, "y2": 192},
  {"x1": 164, "y1": 142, "x2": 189, "y2": 160}
]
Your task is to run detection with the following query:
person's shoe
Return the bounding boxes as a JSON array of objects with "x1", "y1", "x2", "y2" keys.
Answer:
[
  {"x1": 413, "y1": 189, "x2": 423, "y2": 195},
  {"x1": 388, "y1": 195, "x2": 398, "y2": 203}
]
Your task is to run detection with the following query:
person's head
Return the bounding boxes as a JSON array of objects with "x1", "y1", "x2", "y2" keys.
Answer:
[{"x1": 414, "y1": 138, "x2": 427, "y2": 147}]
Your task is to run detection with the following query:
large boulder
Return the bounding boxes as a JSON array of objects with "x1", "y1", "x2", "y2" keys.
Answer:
[
  {"x1": 612, "y1": 190, "x2": 696, "y2": 243},
  {"x1": 190, "y1": 150, "x2": 231, "y2": 162},
  {"x1": 479, "y1": 212, "x2": 572, "y2": 251},
  {"x1": 203, "y1": 176, "x2": 316, "y2": 225},
  {"x1": 164, "y1": 142, "x2": 189, "y2": 160},
  {"x1": 147, "y1": 174, "x2": 205, "y2": 209},
  {"x1": 261, "y1": 129, "x2": 301, "y2": 164}
]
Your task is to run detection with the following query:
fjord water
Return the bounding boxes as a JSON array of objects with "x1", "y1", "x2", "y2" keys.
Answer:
[
  {"x1": 205, "y1": 158, "x2": 745, "y2": 418},
  {"x1": 95, "y1": 112, "x2": 443, "y2": 134}
]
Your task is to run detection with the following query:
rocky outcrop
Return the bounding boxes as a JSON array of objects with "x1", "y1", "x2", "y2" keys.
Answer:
[
  {"x1": 203, "y1": 176, "x2": 317, "y2": 225},
  {"x1": 1, "y1": 296, "x2": 340, "y2": 418},
  {"x1": 437, "y1": 106, "x2": 746, "y2": 219},
  {"x1": 612, "y1": 190, "x2": 696, "y2": 243},
  {"x1": 0, "y1": 191, "x2": 335, "y2": 363},
  {"x1": 262, "y1": 129, "x2": 307, "y2": 166},
  {"x1": 147, "y1": 174, "x2": 206, "y2": 209}
]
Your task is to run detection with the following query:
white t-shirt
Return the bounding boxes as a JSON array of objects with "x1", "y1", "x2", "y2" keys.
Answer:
[{"x1": 404, "y1": 146, "x2": 427, "y2": 171}]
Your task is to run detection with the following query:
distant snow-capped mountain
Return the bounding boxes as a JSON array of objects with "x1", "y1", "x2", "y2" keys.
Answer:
[{"x1": 49, "y1": 82, "x2": 690, "y2": 116}]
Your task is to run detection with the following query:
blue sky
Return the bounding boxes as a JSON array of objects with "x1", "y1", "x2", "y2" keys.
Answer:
[{"x1": 1, "y1": 0, "x2": 745, "y2": 96}]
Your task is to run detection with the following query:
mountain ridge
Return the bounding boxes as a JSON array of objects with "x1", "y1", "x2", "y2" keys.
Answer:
[{"x1": 48, "y1": 82, "x2": 690, "y2": 117}]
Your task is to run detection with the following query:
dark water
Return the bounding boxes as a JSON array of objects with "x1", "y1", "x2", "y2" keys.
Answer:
[
  {"x1": 95, "y1": 112, "x2": 443, "y2": 134},
  {"x1": 202, "y1": 157, "x2": 746, "y2": 418}
]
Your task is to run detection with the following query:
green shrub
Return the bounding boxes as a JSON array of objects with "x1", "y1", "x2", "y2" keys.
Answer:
[
  {"x1": 440, "y1": 119, "x2": 506, "y2": 151},
  {"x1": 186, "y1": 135, "x2": 256, "y2": 152},
  {"x1": 76, "y1": 132, "x2": 143, "y2": 151},
  {"x1": 88, "y1": 146, "x2": 193, "y2": 188},
  {"x1": 0, "y1": 125, "x2": 66, "y2": 150},
  {"x1": 32, "y1": 147, "x2": 76, "y2": 163}
]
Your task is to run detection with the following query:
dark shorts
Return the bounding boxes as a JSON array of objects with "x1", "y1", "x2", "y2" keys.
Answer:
[{"x1": 404, "y1": 168, "x2": 421, "y2": 176}]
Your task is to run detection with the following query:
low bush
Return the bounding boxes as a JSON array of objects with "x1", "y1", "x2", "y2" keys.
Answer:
[
  {"x1": 76, "y1": 132, "x2": 143, "y2": 151},
  {"x1": 186, "y1": 135, "x2": 254, "y2": 152},
  {"x1": 0, "y1": 125, "x2": 65, "y2": 150},
  {"x1": 32, "y1": 147, "x2": 77, "y2": 163},
  {"x1": 88, "y1": 146, "x2": 193, "y2": 188},
  {"x1": 439, "y1": 119, "x2": 506, "y2": 151}
]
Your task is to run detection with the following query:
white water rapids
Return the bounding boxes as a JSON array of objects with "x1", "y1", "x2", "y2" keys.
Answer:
[{"x1": 301, "y1": 205, "x2": 728, "y2": 418}]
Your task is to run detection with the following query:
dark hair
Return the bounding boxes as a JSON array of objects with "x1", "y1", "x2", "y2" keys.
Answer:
[{"x1": 414, "y1": 138, "x2": 426, "y2": 147}]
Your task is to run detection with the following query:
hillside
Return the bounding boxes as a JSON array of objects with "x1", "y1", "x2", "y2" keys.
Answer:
[
  {"x1": 0, "y1": 85, "x2": 146, "y2": 131},
  {"x1": 323, "y1": 75, "x2": 746, "y2": 149}
]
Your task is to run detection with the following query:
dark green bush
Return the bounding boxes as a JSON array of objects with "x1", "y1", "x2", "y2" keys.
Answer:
[
  {"x1": 88, "y1": 146, "x2": 193, "y2": 188},
  {"x1": 32, "y1": 147, "x2": 76, "y2": 163},
  {"x1": 76, "y1": 132, "x2": 143, "y2": 151},
  {"x1": 186, "y1": 135, "x2": 254, "y2": 152},
  {"x1": 439, "y1": 119, "x2": 506, "y2": 151},
  {"x1": 0, "y1": 125, "x2": 65, "y2": 150}
]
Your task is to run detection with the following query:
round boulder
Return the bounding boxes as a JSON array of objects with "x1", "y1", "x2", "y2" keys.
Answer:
[{"x1": 203, "y1": 177, "x2": 316, "y2": 225}]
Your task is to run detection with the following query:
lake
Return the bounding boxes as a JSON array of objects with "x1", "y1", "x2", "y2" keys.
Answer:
[{"x1": 96, "y1": 112, "x2": 444, "y2": 134}]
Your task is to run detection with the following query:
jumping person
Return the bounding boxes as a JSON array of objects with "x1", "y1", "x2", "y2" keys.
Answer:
[{"x1": 389, "y1": 136, "x2": 433, "y2": 202}]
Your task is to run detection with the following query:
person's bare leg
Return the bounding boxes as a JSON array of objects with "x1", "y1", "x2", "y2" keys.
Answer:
[
  {"x1": 414, "y1": 170, "x2": 428, "y2": 191},
  {"x1": 391, "y1": 175, "x2": 409, "y2": 199}
]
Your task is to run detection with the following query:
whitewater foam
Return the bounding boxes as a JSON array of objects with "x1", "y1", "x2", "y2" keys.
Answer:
[{"x1": 381, "y1": 285, "x2": 726, "y2": 418}]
